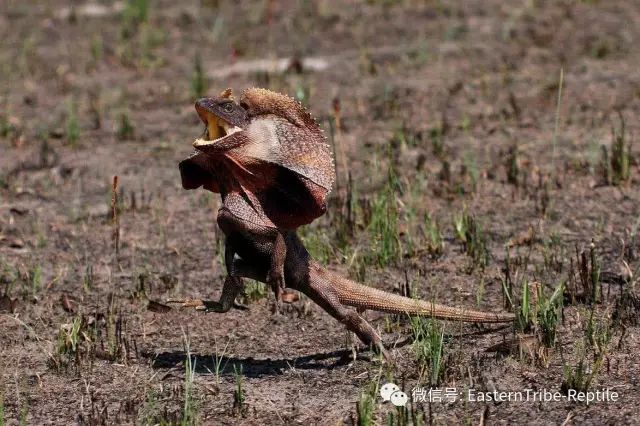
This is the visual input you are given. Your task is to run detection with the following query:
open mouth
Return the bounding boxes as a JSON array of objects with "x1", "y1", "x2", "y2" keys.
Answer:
[{"x1": 193, "y1": 110, "x2": 242, "y2": 148}]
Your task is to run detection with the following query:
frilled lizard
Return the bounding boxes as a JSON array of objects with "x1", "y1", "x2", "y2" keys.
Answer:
[
  {"x1": 177, "y1": 88, "x2": 333, "y2": 301},
  {"x1": 169, "y1": 88, "x2": 514, "y2": 359}
]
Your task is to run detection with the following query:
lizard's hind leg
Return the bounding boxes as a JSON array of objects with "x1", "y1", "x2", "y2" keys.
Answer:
[
  {"x1": 303, "y1": 270, "x2": 390, "y2": 361},
  {"x1": 231, "y1": 257, "x2": 386, "y2": 357}
]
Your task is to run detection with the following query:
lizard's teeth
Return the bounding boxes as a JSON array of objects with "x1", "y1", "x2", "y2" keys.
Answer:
[
  {"x1": 193, "y1": 138, "x2": 214, "y2": 147},
  {"x1": 193, "y1": 123, "x2": 243, "y2": 148}
]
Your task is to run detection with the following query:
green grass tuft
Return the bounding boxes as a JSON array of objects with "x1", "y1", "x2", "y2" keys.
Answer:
[
  {"x1": 368, "y1": 163, "x2": 402, "y2": 267},
  {"x1": 410, "y1": 317, "x2": 445, "y2": 385}
]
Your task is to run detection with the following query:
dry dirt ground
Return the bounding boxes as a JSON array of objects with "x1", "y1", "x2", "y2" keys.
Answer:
[{"x1": 2, "y1": 1, "x2": 640, "y2": 424}]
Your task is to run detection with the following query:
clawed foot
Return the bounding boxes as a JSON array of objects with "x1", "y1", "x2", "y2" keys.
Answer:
[
  {"x1": 266, "y1": 268, "x2": 286, "y2": 302},
  {"x1": 166, "y1": 298, "x2": 247, "y2": 313},
  {"x1": 376, "y1": 342, "x2": 393, "y2": 364}
]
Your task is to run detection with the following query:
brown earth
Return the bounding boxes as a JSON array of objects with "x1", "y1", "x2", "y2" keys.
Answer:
[{"x1": 1, "y1": 1, "x2": 640, "y2": 424}]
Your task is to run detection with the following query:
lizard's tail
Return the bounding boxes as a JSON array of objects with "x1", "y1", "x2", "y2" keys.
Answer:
[{"x1": 310, "y1": 262, "x2": 515, "y2": 323}]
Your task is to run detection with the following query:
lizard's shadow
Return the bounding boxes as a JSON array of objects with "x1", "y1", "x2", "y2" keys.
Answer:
[{"x1": 144, "y1": 348, "x2": 375, "y2": 378}]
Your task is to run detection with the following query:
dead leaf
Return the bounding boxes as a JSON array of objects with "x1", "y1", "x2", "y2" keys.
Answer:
[{"x1": 147, "y1": 300, "x2": 172, "y2": 313}]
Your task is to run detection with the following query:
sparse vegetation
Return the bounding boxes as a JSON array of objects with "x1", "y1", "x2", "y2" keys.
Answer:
[{"x1": 2, "y1": 1, "x2": 640, "y2": 424}]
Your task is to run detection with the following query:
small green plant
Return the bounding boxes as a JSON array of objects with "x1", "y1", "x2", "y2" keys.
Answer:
[
  {"x1": 0, "y1": 393, "x2": 5, "y2": 426},
  {"x1": 356, "y1": 392, "x2": 375, "y2": 426},
  {"x1": 410, "y1": 317, "x2": 445, "y2": 385},
  {"x1": 29, "y1": 264, "x2": 42, "y2": 296},
  {"x1": 138, "y1": 388, "x2": 160, "y2": 426},
  {"x1": 462, "y1": 150, "x2": 479, "y2": 192},
  {"x1": 585, "y1": 309, "x2": 612, "y2": 356},
  {"x1": 19, "y1": 399, "x2": 28, "y2": 426},
  {"x1": 562, "y1": 311, "x2": 611, "y2": 394},
  {"x1": 536, "y1": 282, "x2": 564, "y2": 348},
  {"x1": 577, "y1": 242, "x2": 601, "y2": 304},
  {"x1": 562, "y1": 355, "x2": 593, "y2": 395},
  {"x1": 51, "y1": 315, "x2": 84, "y2": 370},
  {"x1": 502, "y1": 280, "x2": 533, "y2": 333},
  {"x1": 182, "y1": 343, "x2": 199, "y2": 426},
  {"x1": 82, "y1": 262, "x2": 93, "y2": 293},
  {"x1": 356, "y1": 380, "x2": 379, "y2": 426},
  {"x1": 601, "y1": 114, "x2": 631, "y2": 185},
  {"x1": 240, "y1": 280, "x2": 268, "y2": 304},
  {"x1": 368, "y1": 163, "x2": 402, "y2": 267},
  {"x1": 116, "y1": 110, "x2": 135, "y2": 140},
  {"x1": 233, "y1": 364, "x2": 246, "y2": 416},
  {"x1": 210, "y1": 337, "x2": 230, "y2": 384},
  {"x1": 66, "y1": 97, "x2": 79, "y2": 146},
  {"x1": 453, "y1": 209, "x2": 489, "y2": 270},
  {"x1": 191, "y1": 53, "x2": 207, "y2": 99},
  {"x1": 422, "y1": 213, "x2": 444, "y2": 258}
]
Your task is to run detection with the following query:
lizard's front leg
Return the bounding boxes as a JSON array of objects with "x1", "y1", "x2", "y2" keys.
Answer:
[
  {"x1": 266, "y1": 230, "x2": 286, "y2": 302},
  {"x1": 217, "y1": 206, "x2": 287, "y2": 303},
  {"x1": 167, "y1": 239, "x2": 246, "y2": 312}
]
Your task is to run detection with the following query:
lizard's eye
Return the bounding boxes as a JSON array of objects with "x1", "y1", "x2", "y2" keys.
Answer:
[{"x1": 223, "y1": 103, "x2": 234, "y2": 113}]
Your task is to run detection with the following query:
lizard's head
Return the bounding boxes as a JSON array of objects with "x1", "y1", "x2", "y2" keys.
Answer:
[
  {"x1": 192, "y1": 88, "x2": 248, "y2": 150},
  {"x1": 179, "y1": 88, "x2": 249, "y2": 192}
]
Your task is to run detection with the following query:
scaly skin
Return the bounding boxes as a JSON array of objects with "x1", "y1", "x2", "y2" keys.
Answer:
[
  {"x1": 178, "y1": 88, "x2": 334, "y2": 300},
  {"x1": 313, "y1": 264, "x2": 516, "y2": 322},
  {"x1": 169, "y1": 88, "x2": 515, "y2": 360}
]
